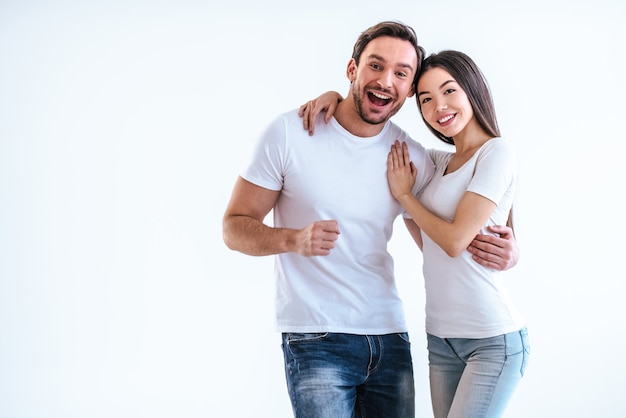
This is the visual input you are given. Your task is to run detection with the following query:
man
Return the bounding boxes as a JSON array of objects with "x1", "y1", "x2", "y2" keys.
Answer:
[{"x1": 223, "y1": 21, "x2": 517, "y2": 418}]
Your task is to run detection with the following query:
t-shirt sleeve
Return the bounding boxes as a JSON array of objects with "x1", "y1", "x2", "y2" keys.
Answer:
[
  {"x1": 241, "y1": 114, "x2": 287, "y2": 191},
  {"x1": 409, "y1": 140, "x2": 436, "y2": 196},
  {"x1": 413, "y1": 148, "x2": 435, "y2": 196},
  {"x1": 467, "y1": 138, "x2": 517, "y2": 204},
  {"x1": 401, "y1": 140, "x2": 437, "y2": 219}
]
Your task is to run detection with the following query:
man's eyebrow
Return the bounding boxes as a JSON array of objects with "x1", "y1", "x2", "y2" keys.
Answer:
[
  {"x1": 366, "y1": 54, "x2": 414, "y2": 72},
  {"x1": 367, "y1": 53, "x2": 385, "y2": 62},
  {"x1": 417, "y1": 79, "x2": 455, "y2": 96}
]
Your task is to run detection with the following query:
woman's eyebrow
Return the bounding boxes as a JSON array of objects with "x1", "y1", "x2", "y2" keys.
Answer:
[{"x1": 417, "y1": 79, "x2": 455, "y2": 96}]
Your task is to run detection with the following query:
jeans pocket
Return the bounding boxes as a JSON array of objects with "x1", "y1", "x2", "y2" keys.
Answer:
[
  {"x1": 285, "y1": 332, "x2": 329, "y2": 344},
  {"x1": 283, "y1": 332, "x2": 330, "y2": 359},
  {"x1": 519, "y1": 327, "x2": 530, "y2": 376}
]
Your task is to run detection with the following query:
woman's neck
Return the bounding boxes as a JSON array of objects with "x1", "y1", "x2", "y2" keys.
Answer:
[{"x1": 452, "y1": 120, "x2": 493, "y2": 154}]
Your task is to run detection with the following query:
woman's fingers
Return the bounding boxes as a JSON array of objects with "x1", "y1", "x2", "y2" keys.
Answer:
[{"x1": 389, "y1": 141, "x2": 411, "y2": 168}]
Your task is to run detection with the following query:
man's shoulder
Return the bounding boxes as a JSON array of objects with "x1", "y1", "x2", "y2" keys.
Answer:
[
  {"x1": 276, "y1": 108, "x2": 302, "y2": 122},
  {"x1": 384, "y1": 122, "x2": 427, "y2": 153},
  {"x1": 258, "y1": 108, "x2": 311, "y2": 139},
  {"x1": 273, "y1": 108, "x2": 316, "y2": 132}
]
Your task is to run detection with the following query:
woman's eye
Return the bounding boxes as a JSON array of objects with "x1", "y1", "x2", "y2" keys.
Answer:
[
  {"x1": 444, "y1": 88, "x2": 456, "y2": 94},
  {"x1": 421, "y1": 97, "x2": 431, "y2": 104}
]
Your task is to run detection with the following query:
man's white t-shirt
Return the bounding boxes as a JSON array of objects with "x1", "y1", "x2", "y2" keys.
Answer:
[
  {"x1": 420, "y1": 138, "x2": 525, "y2": 339},
  {"x1": 243, "y1": 109, "x2": 434, "y2": 334}
]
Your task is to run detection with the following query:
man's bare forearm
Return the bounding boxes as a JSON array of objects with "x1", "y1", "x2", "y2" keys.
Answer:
[{"x1": 223, "y1": 215, "x2": 296, "y2": 256}]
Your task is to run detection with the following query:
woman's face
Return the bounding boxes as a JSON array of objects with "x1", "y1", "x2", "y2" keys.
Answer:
[{"x1": 416, "y1": 67, "x2": 474, "y2": 139}]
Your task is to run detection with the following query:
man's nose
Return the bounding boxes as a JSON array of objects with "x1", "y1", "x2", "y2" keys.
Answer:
[{"x1": 377, "y1": 70, "x2": 393, "y2": 89}]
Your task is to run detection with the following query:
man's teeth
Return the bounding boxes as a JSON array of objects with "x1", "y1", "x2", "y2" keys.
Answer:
[
  {"x1": 439, "y1": 115, "x2": 454, "y2": 123},
  {"x1": 371, "y1": 92, "x2": 391, "y2": 100}
]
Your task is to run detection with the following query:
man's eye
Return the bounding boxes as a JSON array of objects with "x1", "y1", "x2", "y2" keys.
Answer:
[
  {"x1": 396, "y1": 72, "x2": 407, "y2": 78},
  {"x1": 371, "y1": 63, "x2": 382, "y2": 70}
]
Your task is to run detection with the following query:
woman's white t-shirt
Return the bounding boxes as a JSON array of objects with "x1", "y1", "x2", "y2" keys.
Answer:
[{"x1": 420, "y1": 138, "x2": 525, "y2": 339}]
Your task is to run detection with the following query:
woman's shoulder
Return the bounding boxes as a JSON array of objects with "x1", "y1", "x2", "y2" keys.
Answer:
[
  {"x1": 475, "y1": 137, "x2": 516, "y2": 161},
  {"x1": 482, "y1": 137, "x2": 514, "y2": 151},
  {"x1": 428, "y1": 146, "x2": 454, "y2": 162}
]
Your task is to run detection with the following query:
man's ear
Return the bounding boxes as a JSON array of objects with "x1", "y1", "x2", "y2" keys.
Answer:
[
  {"x1": 346, "y1": 58, "x2": 357, "y2": 82},
  {"x1": 407, "y1": 83, "x2": 416, "y2": 98}
]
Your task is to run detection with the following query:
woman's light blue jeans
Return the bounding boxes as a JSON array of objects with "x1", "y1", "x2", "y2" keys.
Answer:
[
  {"x1": 427, "y1": 327, "x2": 530, "y2": 418},
  {"x1": 281, "y1": 332, "x2": 415, "y2": 418}
]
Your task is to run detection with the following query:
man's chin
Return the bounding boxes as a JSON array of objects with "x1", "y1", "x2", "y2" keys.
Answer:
[
  {"x1": 362, "y1": 110, "x2": 395, "y2": 125},
  {"x1": 361, "y1": 108, "x2": 390, "y2": 125}
]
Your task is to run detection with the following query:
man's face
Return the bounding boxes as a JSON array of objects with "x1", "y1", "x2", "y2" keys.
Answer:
[{"x1": 348, "y1": 36, "x2": 418, "y2": 125}]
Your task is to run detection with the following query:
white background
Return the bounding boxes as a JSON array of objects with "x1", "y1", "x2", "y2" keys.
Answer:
[{"x1": 1, "y1": 0, "x2": 625, "y2": 417}]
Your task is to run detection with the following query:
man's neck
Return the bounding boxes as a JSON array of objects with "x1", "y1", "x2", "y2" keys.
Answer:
[{"x1": 334, "y1": 97, "x2": 386, "y2": 138}]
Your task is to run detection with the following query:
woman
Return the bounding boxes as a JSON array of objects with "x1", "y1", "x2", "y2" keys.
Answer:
[{"x1": 301, "y1": 50, "x2": 529, "y2": 418}]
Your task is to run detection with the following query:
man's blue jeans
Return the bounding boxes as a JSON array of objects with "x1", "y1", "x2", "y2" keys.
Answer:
[
  {"x1": 427, "y1": 327, "x2": 530, "y2": 418},
  {"x1": 281, "y1": 332, "x2": 415, "y2": 418}
]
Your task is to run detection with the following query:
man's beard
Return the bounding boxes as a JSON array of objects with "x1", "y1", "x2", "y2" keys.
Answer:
[{"x1": 352, "y1": 85, "x2": 402, "y2": 125}]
